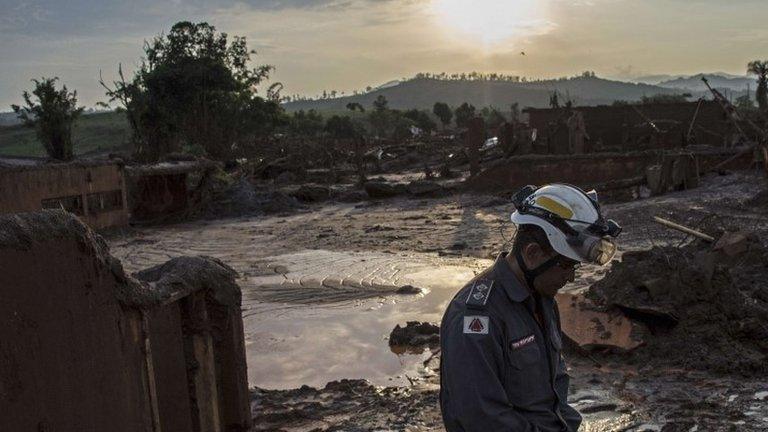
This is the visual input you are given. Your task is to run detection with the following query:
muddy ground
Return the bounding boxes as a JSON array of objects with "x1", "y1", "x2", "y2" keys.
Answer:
[{"x1": 109, "y1": 170, "x2": 768, "y2": 431}]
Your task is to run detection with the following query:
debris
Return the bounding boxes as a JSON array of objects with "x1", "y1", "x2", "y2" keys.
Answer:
[
  {"x1": 406, "y1": 180, "x2": 445, "y2": 197},
  {"x1": 555, "y1": 293, "x2": 645, "y2": 352},
  {"x1": 388, "y1": 321, "x2": 440, "y2": 348},
  {"x1": 713, "y1": 231, "x2": 753, "y2": 257},
  {"x1": 587, "y1": 240, "x2": 768, "y2": 374},
  {"x1": 291, "y1": 184, "x2": 332, "y2": 202},
  {"x1": 653, "y1": 216, "x2": 715, "y2": 242},
  {"x1": 395, "y1": 284, "x2": 423, "y2": 295},
  {"x1": 364, "y1": 181, "x2": 405, "y2": 199}
]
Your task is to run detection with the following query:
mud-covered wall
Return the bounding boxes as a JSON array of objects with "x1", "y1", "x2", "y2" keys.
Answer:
[
  {"x1": 465, "y1": 149, "x2": 756, "y2": 193},
  {"x1": 0, "y1": 163, "x2": 128, "y2": 229},
  {"x1": 0, "y1": 212, "x2": 152, "y2": 431},
  {"x1": 525, "y1": 101, "x2": 729, "y2": 153},
  {"x1": 0, "y1": 211, "x2": 252, "y2": 432},
  {"x1": 127, "y1": 173, "x2": 189, "y2": 222}
]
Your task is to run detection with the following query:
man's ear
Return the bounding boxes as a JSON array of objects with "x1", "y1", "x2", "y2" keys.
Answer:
[{"x1": 522, "y1": 242, "x2": 544, "y2": 268}]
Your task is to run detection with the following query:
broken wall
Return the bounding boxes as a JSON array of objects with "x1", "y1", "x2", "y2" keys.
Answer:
[
  {"x1": 127, "y1": 173, "x2": 189, "y2": 222},
  {"x1": 0, "y1": 162, "x2": 128, "y2": 229},
  {"x1": 465, "y1": 149, "x2": 755, "y2": 193},
  {"x1": 525, "y1": 101, "x2": 728, "y2": 153},
  {"x1": 0, "y1": 211, "x2": 251, "y2": 432}
]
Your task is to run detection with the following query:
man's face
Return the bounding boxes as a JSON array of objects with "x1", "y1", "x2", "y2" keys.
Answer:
[{"x1": 523, "y1": 243, "x2": 578, "y2": 298}]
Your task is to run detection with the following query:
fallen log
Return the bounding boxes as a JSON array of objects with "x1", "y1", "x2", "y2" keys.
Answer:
[{"x1": 653, "y1": 216, "x2": 715, "y2": 242}]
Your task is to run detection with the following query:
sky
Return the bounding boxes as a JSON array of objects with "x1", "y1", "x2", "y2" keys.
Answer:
[{"x1": 1, "y1": 0, "x2": 766, "y2": 108}]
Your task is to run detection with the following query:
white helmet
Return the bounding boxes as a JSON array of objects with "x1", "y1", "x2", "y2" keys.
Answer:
[{"x1": 510, "y1": 184, "x2": 621, "y2": 265}]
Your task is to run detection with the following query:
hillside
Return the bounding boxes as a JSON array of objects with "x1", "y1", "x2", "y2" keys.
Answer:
[
  {"x1": 657, "y1": 73, "x2": 754, "y2": 92},
  {"x1": 0, "y1": 111, "x2": 131, "y2": 157},
  {"x1": 283, "y1": 76, "x2": 681, "y2": 112}
]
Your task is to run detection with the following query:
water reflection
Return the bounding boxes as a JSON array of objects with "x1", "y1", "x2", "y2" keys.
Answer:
[{"x1": 243, "y1": 252, "x2": 487, "y2": 389}]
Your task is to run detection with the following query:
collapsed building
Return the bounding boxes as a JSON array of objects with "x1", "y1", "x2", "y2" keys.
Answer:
[
  {"x1": 522, "y1": 101, "x2": 732, "y2": 154},
  {"x1": 0, "y1": 211, "x2": 251, "y2": 431},
  {"x1": 0, "y1": 157, "x2": 129, "y2": 229},
  {"x1": 125, "y1": 160, "x2": 217, "y2": 223}
]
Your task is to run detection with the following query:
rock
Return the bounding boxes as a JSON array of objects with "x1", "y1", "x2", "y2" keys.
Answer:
[
  {"x1": 555, "y1": 293, "x2": 645, "y2": 352},
  {"x1": 450, "y1": 240, "x2": 468, "y2": 250},
  {"x1": 395, "y1": 285, "x2": 423, "y2": 295},
  {"x1": 364, "y1": 181, "x2": 405, "y2": 199},
  {"x1": 275, "y1": 171, "x2": 297, "y2": 184},
  {"x1": 389, "y1": 321, "x2": 439, "y2": 347},
  {"x1": 260, "y1": 192, "x2": 303, "y2": 214},
  {"x1": 406, "y1": 180, "x2": 445, "y2": 197},
  {"x1": 337, "y1": 189, "x2": 368, "y2": 203},
  {"x1": 291, "y1": 185, "x2": 331, "y2": 202},
  {"x1": 713, "y1": 231, "x2": 752, "y2": 258}
]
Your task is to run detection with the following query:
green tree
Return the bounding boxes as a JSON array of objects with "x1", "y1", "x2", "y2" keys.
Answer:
[
  {"x1": 748, "y1": 60, "x2": 768, "y2": 112},
  {"x1": 454, "y1": 102, "x2": 476, "y2": 128},
  {"x1": 101, "y1": 21, "x2": 283, "y2": 161},
  {"x1": 346, "y1": 102, "x2": 365, "y2": 112},
  {"x1": 403, "y1": 109, "x2": 436, "y2": 133},
  {"x1": 734, "y1": 95, "x2": 755, "y2": 112},
  {"x1": 12, "y1": 77, "x2": 83, "y2": 161},
  {"x1": 368, "y1": 95, "x2": 392, "y2": 137},
  {"x1": 372, "y1": 95, "x2": 389, "y2": 112},
  {"x1": 433, "y1": 102, "x2": 453, "y2": 128},
  {"x1": 481, "y1": 106, "x2": 507, "y2": 129},
  {"x1": 289, "y1": 109, "x2": 324, "y2": 137}
]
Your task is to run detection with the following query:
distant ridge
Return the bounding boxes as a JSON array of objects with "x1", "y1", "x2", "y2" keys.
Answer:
[
  {"x1": 283, "y1": 76, "x2": 682, "y2": 112},
  {"x1": 656, "y1": 73, "x2": 754, "y2": 92}
]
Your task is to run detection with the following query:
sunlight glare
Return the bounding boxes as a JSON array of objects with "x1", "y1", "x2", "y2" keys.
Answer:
[{"x1": 431, "y1": 0, "x2": 546, "y2": 45}]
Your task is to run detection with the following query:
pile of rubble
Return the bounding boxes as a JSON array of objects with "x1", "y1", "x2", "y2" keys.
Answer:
[{"x1": 587, "y1": 232, "x2": 768, "y2": 374}]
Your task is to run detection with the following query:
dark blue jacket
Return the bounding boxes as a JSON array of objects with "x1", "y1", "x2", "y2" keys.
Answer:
[{"x1": 439, "y1": 253, "x2": 582, "y2": 432}]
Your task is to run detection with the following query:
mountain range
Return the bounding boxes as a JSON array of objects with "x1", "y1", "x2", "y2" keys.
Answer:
[{"x1": 283, "y1": 73, "x2": 756, "y2": 112}]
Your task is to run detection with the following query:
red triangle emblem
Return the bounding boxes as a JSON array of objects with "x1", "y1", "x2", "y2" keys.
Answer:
[{"x1": 469, "y1": 318, "x2": 484, "y2": 332}]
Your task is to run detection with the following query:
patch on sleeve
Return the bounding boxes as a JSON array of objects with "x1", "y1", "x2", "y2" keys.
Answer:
[
  {"x1": 465, "y1": 279, "x2": 494, "y2": 309},
  {"x1": 463, "y1": 316, "x2": 489, "y2": 335}
]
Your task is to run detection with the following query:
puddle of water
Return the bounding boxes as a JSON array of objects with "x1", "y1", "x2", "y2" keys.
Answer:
[{"x1": 242, "y1": 250, "x2": 487, "y2": 389}]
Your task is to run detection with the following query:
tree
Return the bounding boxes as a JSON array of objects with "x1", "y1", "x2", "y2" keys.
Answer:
[
  {"x1": 12, "y1": 77, "x2": 83, "y2": 161},
  {"x1": 346, "y1": 102, "x2": 365, "y2": 112},
  {"x1": 481, "y1": 106, "x2": 507, "y2": 129},
  {"x1": 454, "y1": 102, "x2": 476, "y2": 128},
  {"x1": 433, "y1": 102, "x2": 453, "y2": 128},
  {"x1": 372, "y1": 95, "x2": 389, "y2": 112},
  {"x1": 748, "y1": 60, "x2": 768, "y2": 112},
  {"x1": 734, "y1": 95, "x2": 755, "y2": 111},
  {"x1": 324, "y1": 115, "x2": 366, "y2": 184},
  {"x1": 101, "y1": 21, "x2": 284, "y2": 161},
  {"x1": 289, "y1": 109, "x2": 324, "y2": 137},
  {"x1": 369, "y1": 95, "x2": 392, "y2": 137},
  {"x1": 403, "y1": 109, "x2": 436, "y2": 133}
]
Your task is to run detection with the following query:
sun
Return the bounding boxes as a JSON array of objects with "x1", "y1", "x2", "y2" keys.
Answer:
[{"x1": 430, "y1": 0, "x2": 547, "y2": 45}]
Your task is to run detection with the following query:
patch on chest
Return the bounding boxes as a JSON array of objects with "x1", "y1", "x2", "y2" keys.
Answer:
[
  {"x1": 463, "y1": 316, "x2": 489, "y2": 335},
  {"x1": 510, "y1": 334, "x2": 536, "y2": 350}
]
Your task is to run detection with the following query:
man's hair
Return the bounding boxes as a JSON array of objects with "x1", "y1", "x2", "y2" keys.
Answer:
[{"x1": 511, "y1": 224, "x2": 555, "y2": 256}]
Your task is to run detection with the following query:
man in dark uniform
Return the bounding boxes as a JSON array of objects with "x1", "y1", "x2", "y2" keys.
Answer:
[{"x1": 439, "y1": 184, "x2": 621, "y2": 432}]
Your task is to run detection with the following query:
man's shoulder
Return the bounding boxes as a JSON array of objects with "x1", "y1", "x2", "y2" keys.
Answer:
[{"x1": 444, "y1": 268, "x2": 501, "y2": 318}]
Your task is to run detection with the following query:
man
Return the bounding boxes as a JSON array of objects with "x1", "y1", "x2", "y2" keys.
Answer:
[{"x1": 439, "y1": 184, "x2": 622, "y2": 432}]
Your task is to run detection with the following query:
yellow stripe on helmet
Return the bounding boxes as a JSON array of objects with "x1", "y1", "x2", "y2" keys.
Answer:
[{"x1": 535, "y1": 196, "x2": 574, "y2": 219}]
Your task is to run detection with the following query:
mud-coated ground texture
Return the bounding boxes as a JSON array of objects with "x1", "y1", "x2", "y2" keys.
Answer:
[
  {"x1": 587, "y1": 239, "x2": 768, "y2": 375},
  {"x1": 110, "y1": 170, "x2": 768, "y2": 431}
]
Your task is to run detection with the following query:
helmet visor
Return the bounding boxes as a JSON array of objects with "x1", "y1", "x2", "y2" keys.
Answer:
[{"x1": 587, "y1": 238, "x2": 617, "y2": 265}]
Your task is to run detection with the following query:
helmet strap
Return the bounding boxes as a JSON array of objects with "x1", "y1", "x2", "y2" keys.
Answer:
[{"x1": 515, "y1": 250, "x2": 560, "y2": 292}]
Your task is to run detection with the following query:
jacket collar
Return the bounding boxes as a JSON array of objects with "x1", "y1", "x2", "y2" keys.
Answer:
[{"x1": 493, "y1": 252, "x2": 532, "y2": 303}]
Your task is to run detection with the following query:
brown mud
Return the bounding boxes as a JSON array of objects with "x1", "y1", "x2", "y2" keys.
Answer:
[
  {"x1": 107, "y1": 170, "x2": 768, "y2": 431},
  {"x1": 588, "y1": 239, "x2": 768, "y2": 375}
]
